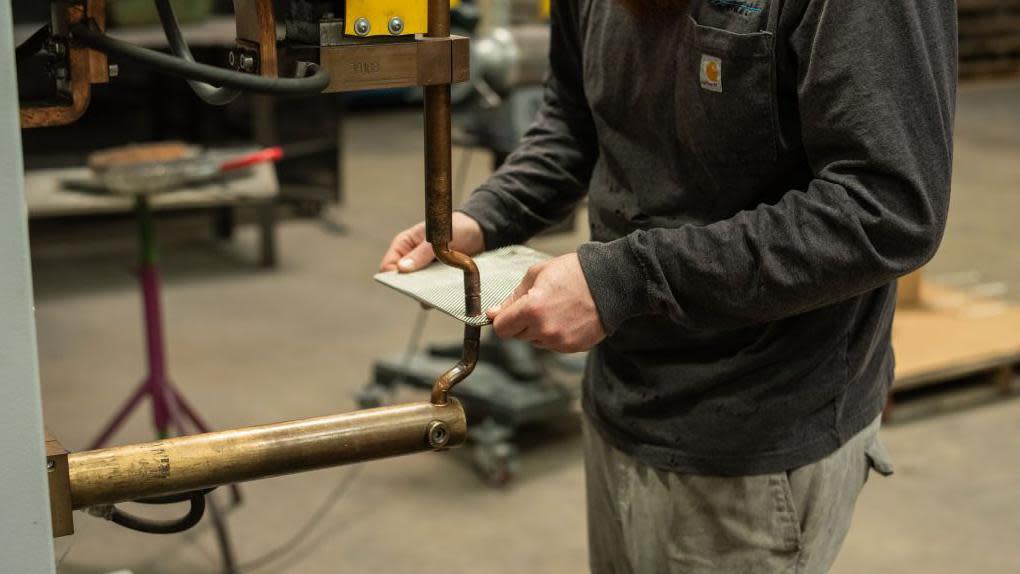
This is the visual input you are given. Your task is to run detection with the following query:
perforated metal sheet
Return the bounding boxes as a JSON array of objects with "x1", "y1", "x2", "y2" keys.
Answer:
[{"x1": 374, "y1": 245, "x2": 552, "y2": 326}]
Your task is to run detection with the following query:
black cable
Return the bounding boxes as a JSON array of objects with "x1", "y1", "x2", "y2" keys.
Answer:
[
  {"x1": 16, "y1": 24, "x2": 50, "y2": 63},
  {"x1": 70, "y1": 21, "x2": 330, "y2": 96},
  {"x1": 110, "y1": 490, "x2": 208, "y2": 535},
  {"x1": 153, "y1": 0, "x2": 241, "y2": 105},
  {"x1": 134, "y1": 487, "x2": 216, "y2": 505}
]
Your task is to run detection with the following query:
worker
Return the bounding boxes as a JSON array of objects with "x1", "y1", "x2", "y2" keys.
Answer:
[{"x1": 381, "y1": 0, "x2": 956, "y2": 570}]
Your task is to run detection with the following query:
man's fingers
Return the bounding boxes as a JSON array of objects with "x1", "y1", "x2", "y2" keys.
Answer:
[
  {"x1": 487, "y1": 282, "x2": 527, "y2": 319},
  {"x1": 487, "y1": 263, "x2": 543, "y2": 317},
  {"x1": 380, "y1": 225, "x2": 426, "y2": 271},
  {"x1": 397, "y1": 241, "x2": 436, "y2": 273},
  {"x1": 492, "y1": 293, "x2": 536, "y2": 339}
]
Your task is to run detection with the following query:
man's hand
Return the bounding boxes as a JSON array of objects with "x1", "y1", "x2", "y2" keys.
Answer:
[
  {"x1": 488, "y1": 254, "x2": 606, "y2": 353},
  {"x1": 379, "y1": 212, "x2": 485, "y2": 273}
]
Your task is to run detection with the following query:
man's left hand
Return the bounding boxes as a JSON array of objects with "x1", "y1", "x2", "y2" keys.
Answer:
[{"x1": 487, "y1": 253, "x2": 606, "y2": 353}]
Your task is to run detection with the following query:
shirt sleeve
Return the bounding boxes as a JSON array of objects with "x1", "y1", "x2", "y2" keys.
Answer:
[
  {"x1": 458, "y1": 0, "x2": 598, "y2": 249},
  {"x1": 577, "y1": 0, "x2": 957, "y2": 334}
]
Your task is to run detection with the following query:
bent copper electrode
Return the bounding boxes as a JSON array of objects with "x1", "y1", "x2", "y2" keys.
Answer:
[
  {"x1": 67, "y1": 401, "x2": 467, "y2": 509},
  {"x1": 424, "y1": 0, "x2": 483, "y2": 405}
]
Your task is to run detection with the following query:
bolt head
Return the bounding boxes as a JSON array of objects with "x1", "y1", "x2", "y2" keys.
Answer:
[
  {"x1": 426, "y1": 421, "x2": 450, "y2": 449},
  {"x1": 239, "y1": 54, "x2": 256, "y2": 72},
  {"x1": 108, "y1": 64, "x2": 119, "y2": 78},
  {"x1": 388, "y1": 17, "x2": 404, "y2": 35},
  {"x1": 354, "y1": 17, "x2": 371, "y2": 36}
]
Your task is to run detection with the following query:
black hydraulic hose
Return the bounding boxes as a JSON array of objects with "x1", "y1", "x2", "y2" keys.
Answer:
[
  {"x1": 153, "y1": 0, "x2": 241, "y2": 105},
  {"x1": 70, "y1": 21, "x2": 331, "y2": 96},
  {"x1": 110, "y1": 490, "x2": 209, "y2": 534}
]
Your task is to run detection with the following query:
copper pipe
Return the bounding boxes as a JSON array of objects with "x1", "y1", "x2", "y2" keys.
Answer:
[
  {"x1": 68, "y1": 401, "x2": 466, "y2": 509},
  {"x1": 424, "y1": 0, "x2": 453, "y2": 248},
  {"x1": 431, "y1": 325, "x2": 481, "y2": 405},
  {"x1": 427, "y1": 0, "x2": 451, "y2": 38},
  {"x1": 424, "y1": 0, "x2": 482, "y2": 404},
  {"x1": 436, "y1": 246, "x2": 482, "y2": 316},
  {"x1": 423, "y1": 87, "x2": 452, "y2": 247}
]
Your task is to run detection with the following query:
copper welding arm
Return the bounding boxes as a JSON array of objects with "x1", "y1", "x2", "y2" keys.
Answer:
[
  {"x1": 431, "y1": 324, "x2": 481, "y2": 405},
  {"x1": 66, "y1": 401, "x2": 466, "y2": 510},
  {"x1": 424, "y1": 0, "x2": 483, "y2": 405}
]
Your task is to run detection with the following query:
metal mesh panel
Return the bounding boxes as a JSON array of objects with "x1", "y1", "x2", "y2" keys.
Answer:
[{"x1": 374, "y1": 245, "x2": 552, "y2": 326}]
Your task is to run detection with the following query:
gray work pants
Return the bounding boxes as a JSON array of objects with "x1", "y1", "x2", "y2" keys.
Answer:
[{"x1": 584, "y1": 415, "x2": 893, "y2": 574}]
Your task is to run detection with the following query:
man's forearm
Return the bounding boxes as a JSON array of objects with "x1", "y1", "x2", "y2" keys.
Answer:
[{"x1": 458, "y1": 0, "x2": 597, "y2": 249}]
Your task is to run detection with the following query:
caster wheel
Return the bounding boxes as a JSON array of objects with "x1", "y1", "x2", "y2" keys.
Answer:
[{"x1": 472, "y1": 440, "x2": 519, "y2": 488}]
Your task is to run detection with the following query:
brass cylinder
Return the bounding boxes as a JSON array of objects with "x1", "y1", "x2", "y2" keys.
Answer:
[{"x1": 68, "y1": 401, "x2": 467, "y2": 509}]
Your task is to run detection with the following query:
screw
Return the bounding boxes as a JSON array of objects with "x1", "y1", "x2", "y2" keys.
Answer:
[
  {"x1": 108, "y1": 64, "x2": 119, "y2": 78},
  {"x1": 426, "y1": 420, "x2": 450, "y2": 449},
  {"x1": 239, "y1": 54, "x2": 256, "y2": 72},
  {"x1": 231, "y1": 52, "x2": 256, "y2": 73},
  {"x1": 354, "y1": 17, "x2": 371, "y2": 36},
  {"x1": 388, "y1": 17, "x2": 404, "y2": 35},
  {"x1": 47, "y1": 460, "x2": 55, "y2": 472}
]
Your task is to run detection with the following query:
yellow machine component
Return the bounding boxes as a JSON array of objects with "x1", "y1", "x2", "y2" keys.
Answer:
[
  {"x1": 539, "y1": 0, "x2": 550, "y2": 19},
  {"x1": 345, "y1": 0, "x2": 429, "y2": 37}
]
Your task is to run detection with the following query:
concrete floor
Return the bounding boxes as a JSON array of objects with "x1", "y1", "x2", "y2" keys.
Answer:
[{"x1": 36, "y1": 80, "x2": 1020, "y2": 573}]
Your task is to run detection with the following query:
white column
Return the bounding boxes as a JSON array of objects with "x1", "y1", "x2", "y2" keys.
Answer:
[{"x1": 0, "y1": 2, "x2": 58, "y2": 572}]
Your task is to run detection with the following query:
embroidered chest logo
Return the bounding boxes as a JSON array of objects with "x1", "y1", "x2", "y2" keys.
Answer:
[
  {"x1": 700, "y1": 55, "x2": 722, "y2": 92},
  {"x1": 707, "y1": 0, "x2": 764, "y2": 17}
]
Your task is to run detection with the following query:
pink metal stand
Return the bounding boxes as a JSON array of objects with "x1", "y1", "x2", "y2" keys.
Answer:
[{"x1": 86, "y1": 197, "x2": 241, "y2": 574}]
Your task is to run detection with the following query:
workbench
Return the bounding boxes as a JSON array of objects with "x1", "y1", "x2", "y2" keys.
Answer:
[{"x1": 23, "y1": 158, "x2": 280, "y2": 267}]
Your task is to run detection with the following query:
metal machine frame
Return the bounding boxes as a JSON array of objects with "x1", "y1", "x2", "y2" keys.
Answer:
[{"x1": 14, "y1": 0, "x2": 485, "y2": 546}]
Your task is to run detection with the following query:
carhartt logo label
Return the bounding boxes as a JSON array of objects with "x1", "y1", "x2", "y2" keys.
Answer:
[{"x1": 700, "y1": 55, "x2": 722, "y2": 92}]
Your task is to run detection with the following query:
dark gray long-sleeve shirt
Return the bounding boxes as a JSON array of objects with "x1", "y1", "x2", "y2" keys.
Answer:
[{"x1": 459, "y1": 0, "x2": 957, "y2": 475}]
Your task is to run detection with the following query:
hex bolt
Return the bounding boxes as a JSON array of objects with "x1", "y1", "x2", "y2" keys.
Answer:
[
  {"x1": 354, "y1": 17, "x2": 371, "y2": 36},
  {"x1": 426, "y1": 420, "x2": 450, "y2": 449},
  {"x1": 388, "y1": 17, "x2": 404, "y2": 35}
]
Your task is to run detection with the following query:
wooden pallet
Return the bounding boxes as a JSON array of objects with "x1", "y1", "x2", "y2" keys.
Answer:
[
  {"x1": 892, "y1": 282, "x2": 1020, "y2": 394},
  {"x1": 958, "y1": 0, "x2": 1020, "y2": 80}
]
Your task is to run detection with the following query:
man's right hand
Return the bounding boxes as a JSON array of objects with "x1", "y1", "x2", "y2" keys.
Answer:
[{"x1": 379, "y1": 212, "x2": 485, "y2": 273}]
